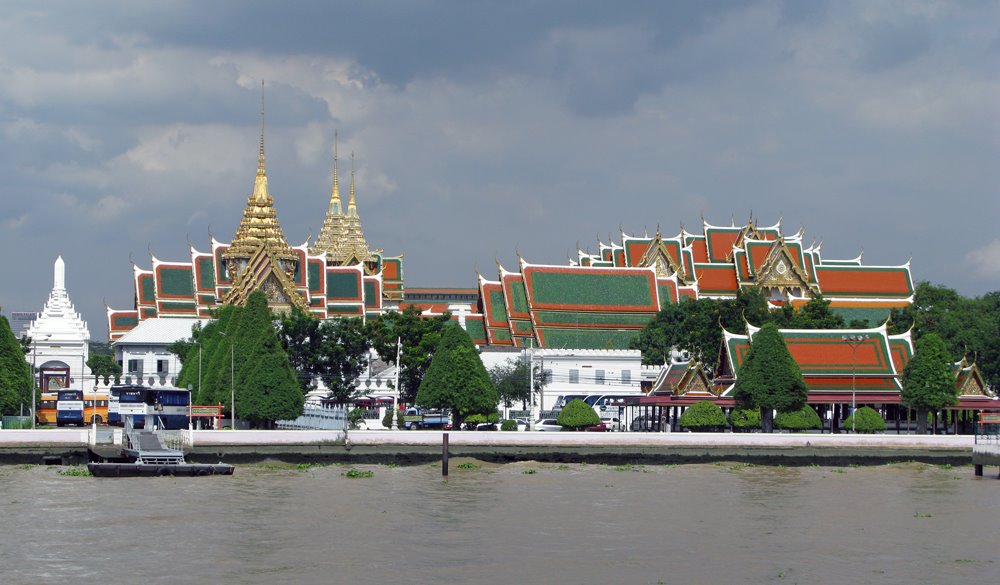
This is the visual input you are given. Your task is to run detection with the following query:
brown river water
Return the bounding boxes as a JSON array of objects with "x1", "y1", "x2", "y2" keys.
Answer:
[{"x1": 1, "y1": 460, "x2": 997, "y2": 584}]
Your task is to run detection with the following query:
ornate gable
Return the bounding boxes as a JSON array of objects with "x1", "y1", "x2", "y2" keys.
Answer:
[
  {"x1": 753, "y1": 239, "x2": 817, "y2": 299},
  {"x1": 638, "y1": 229, "x2": 688, "y2": 283}
]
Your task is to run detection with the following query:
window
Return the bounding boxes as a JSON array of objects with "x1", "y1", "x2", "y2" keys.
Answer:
[
  {"x1": 595, "y1": 369, "x2": 605, "y2": 385},
  {"x1": 569, "y1": 369, "x2": 579, "y2": 384},
  {"x1": 156, "y1": 359, "x2": 169, "y2": 374},
  {"x1": 621, "y1": 370, "x2": 631, "y2": 385},
  {"x1": 127, "y1": 359, "x2": 142, "y2": 375},
  {"x1": 543, "y1": 369, "x2": 552, "y2": 385}
]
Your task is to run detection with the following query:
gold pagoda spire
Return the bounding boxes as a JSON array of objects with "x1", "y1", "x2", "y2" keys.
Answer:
[
  {"x1": 329, "y1": 130, "x2": 342, "y2": 215},
  {"x1": 310, "y1": 147, "x2": 377, "y2": 267},
  {"x1": 223, "y1": 81, "x2": 297, "y2": 266},
  {"x1": 347, "y1": 152, "x2": 358, "y2": 218}
]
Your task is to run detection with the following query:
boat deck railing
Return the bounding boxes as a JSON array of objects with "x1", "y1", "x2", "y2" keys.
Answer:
[{"x1": 122, "y1": 416, "x2": 186, "y2": 465}]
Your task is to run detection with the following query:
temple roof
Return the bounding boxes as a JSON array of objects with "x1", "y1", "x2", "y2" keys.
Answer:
[
  {"x1": 310, "y1": 148, "x2": 377, "y2": 266},
  {"x1": 222, "y1": 88, "x2": 296, "y2": 264}
]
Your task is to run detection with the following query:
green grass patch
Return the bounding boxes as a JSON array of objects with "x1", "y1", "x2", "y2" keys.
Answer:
[
  {"x1": 296, "y1": 462, "x2": 331, "y2": 471},
  {"x1": 913, "y1": 512, "x2": 933, "y2": 518},
  {"x1": 456, "y1": 462, "x2": 479, "y2": 470},
  {"x1": 522, "y1": 468, "x2": 537, "y2": 475},
  {"x1": 57, "y1": 466, "x2": 91, "y2": 477},
  {"x1": 342, "y1": 468, "x2": 374, "y2": 478}
]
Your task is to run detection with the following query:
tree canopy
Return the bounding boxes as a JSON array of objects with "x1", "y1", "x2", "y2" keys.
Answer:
[
  {"x1": 416, "y1": 325, "x2": 497, "y2": 428},
  {"x1": 368, "y1": 306, "x2": 449, "y2": 404},
  {"x1": 678, "y1": 401, "x2": 727, "y2": 431},
  {"x1": 278, "y1": 309, "x2": 370, "y2": 403},
  {"x1": 0, "y1": 315, "x2": 33, "y2": 415},
  {"x1": 732, "y1": 322, "x2": 809, "y2": 432},
  {"x1": 557, "y1": 398, "x2": 600, "y2": 430},
  {"x1": 901, "y1": 332, "x2": 957, "y2": 434},
  {"x1": 489, "y1": 359, "x2": 532, "y2": 410}
]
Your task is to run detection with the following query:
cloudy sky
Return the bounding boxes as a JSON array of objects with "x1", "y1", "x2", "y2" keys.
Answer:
[{"x1": 1, "y1": 0, "x2": 998, "y2": 340}]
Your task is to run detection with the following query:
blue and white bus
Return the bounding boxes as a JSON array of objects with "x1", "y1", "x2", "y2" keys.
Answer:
[
  {"x1": 56, "y1": 390, "x2": 85, "y2": 426},
  {"x1": 109, "y1": 384, "x2": 145, "y2": 426},
  {"x1": 109, "y1": 385, "x2": 190, "y2": 429}
]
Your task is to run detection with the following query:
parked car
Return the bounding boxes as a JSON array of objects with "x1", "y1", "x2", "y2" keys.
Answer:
[
  {"x1": 585, "y1": 422, "x2": 609, "y2": 432},
  {"x1": 630, "y1": 414, "x2": 669, "y2": 432},
  {"x1": 534, "y1": 418, "x2": 562, "y2": 431},
  {"x1": 600, "y1": 417, "x2": 624, "y2": 432}
]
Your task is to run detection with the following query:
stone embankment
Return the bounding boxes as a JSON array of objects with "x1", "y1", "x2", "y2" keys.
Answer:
[{"x1": 0, "y1": 429, "x2": 974, "y2": 466}]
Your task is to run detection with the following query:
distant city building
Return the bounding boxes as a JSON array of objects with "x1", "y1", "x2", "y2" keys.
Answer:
[
  {"x1": 8, "y1": 311, "x2": 38, "y2": 339},
  {"x1": 26, "y1": 257, "x2": 92, "y2": 392}
]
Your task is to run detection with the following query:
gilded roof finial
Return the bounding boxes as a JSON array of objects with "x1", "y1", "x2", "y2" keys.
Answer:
[
  {"x1": 347, "y1": 151, "x2": 358, "y2": 218},
  {"x1": 258, "y1": 80, "x2": 265, "y2": 177},
  {"x1": 329, "y1": 130, "x2": 342, "y2": 215}
]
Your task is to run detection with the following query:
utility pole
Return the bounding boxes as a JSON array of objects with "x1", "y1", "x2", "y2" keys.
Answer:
[
  {"x1": 842, "y1": 334, "x2": 868, "y2": 433},
  {"x1": 392, "y1": 336, "x2": 401, "y2": 429}
]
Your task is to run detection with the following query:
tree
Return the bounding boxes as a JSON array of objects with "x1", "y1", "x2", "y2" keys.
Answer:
[
  {"x1": 556, "y1": 398, "x2": 599, "y2": 430},
  {"x1": 774, "y1": 405, "x2": 822, "y2": 431},
  {"x1": 278, "y1": 306, "x2": 324, "y2": 394},
  {"x1": 678, "y1": 401, "x2": 727, "y2": 431},
  {"x1": 315, "y1": 317, "x2": 370, "y2": 404},
  {"x1": 368, "y1": 306, "x2": 449, "y2": 404},
  {"x1": 231, "y1": 291, "x2": 304, "y2": 428},
  {"x1": 778, "y1": 296, "x2": 845, "y2": 329},
  {"x1": 489, "y1": 359, "x2": 531, "y2": 412},
  {"x1": 729, "y1": 407, "x2": 761, "y2": 432},
  {"x1": 0, "y1": 315, "x2": 33, "y2": 415},
  {"x1": 87, "y1": 354, "x2": 122, "y2": 384},
  {"x1": 416, "y1": 325, "x2": 497, "y2": 429},
  {"x1": 844, "y1": 406, "x2": 886, "y2": 433},
  {"x1": 901, "y1": 332, "x2": 957, "y2": 434},
  {"x1": 732, "y1": 322, "x2": 809, "y2": 432}
]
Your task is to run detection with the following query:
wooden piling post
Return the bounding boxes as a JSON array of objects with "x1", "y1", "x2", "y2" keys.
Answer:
[{"x1": 442, "y1": 432, "x2": 449, "y2": 476}]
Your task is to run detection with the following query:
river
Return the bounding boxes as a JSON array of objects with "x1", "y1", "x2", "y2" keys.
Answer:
[{"x1": 1, "y1": 460, "x2": 996, "y2": 584}]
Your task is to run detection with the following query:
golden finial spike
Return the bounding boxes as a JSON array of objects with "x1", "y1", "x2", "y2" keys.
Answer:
[
  {"x1": 349, "y1": 152, "x2": 356, "y2": 206},
  {"x1": 258, "y1": 80, "x2": 266, "y2": 177},
  {"x1": 329, "y1": 130, "x2": 342, "y2": 215}
]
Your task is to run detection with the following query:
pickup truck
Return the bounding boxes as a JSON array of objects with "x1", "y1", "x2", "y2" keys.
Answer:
[{"x1": 401, "y1": 408, "x2": 451, "y2": 430}]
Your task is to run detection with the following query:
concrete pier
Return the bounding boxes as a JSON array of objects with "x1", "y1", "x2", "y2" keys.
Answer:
[{"x1": 1, "y1": 429, "x2": 976, "y2": 467}]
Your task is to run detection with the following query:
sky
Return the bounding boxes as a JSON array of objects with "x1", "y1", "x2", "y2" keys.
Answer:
[{"x1": 1, "y1": 0, "x2": 998, "y2": 341}]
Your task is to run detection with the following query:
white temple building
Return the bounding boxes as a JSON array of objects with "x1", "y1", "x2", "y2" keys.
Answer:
[{"x1": 26, "y1": 257, "x2": 93, "y2": 393}]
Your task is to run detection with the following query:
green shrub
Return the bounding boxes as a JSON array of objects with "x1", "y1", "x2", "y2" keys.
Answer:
[
  {"x1": 844, "y1": 406, "x2": 886, "y2": 433},
  {"x1": 557, "y1": 399, "x2": 599, "y2": 430},
  {"x1": 500, "y1": 419, "x2": 518, "y2": 431},
  {"x1": 382, "y1": 408, "x2": 396, "y2": 430},
  {"x1": 678, "y1": 401, "x2": 727, "y2": 431},
  {"x1": 774, "y1": 405, "x2": 822, "y2": 431},
  {"x1": 729, "y1": 408, "x2": 761, "y2": 431},
  {"x1": 347, "y1": 408, "x2": 364, "y2": 430}
]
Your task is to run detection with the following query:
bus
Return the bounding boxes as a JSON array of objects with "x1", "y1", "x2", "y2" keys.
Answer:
[
  {"x1": 109, "y1": 384, "x2": 145, "y2": 426},
  {"x1": 109, "y1": 385, "x2": 190, "y2": 430},
  {"x1": 146, "y1": 388, "x2": 191, "y2": 430},
  {"x1": 36, "y1": 392, "x2": 58, "y2": 426},
  {"x1": 56, "y1": 390, "x2": 85, "y2": 426},
  {"x1": 84, "y1": 392, "x2": 109, "y2": 424}
]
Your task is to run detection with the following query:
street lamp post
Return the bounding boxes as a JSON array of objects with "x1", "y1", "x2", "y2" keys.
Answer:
[
  {"x1": 230, "y1": 343, "x2": 235, "y2": 429},
  {"x1": 842, "y1": 334, "x2": 868, "y2": 433}
]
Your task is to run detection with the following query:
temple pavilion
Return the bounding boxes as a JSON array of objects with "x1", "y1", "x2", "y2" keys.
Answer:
[
  {"x1": 107, "y1": 103, "x2": 402, "y2": 341},
  {"x1": 469, "y1": 216, "x2": 914, "y2": 349}
]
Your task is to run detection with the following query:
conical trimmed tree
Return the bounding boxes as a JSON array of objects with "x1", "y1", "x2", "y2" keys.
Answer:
[
  {"x1": 0, "y1": 315, "x2": 33, "y2": 416},
  {"x1": 232, "y1": 291, "x2": 304, "y2": 428},
  {"x1": 732, "y1": 322, "x2": 809, "y2": 432},
  {"x1": 416, "y1": 325, "x2": 497, "y2": 430},
  {"x1": 901, "y1": 333, "x2": 956, "y2": 434}
]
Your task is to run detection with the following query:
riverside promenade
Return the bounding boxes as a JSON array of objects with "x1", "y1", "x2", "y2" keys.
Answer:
[{"x1": 0, "y1": 429, "x2": 977, "y2": 467}]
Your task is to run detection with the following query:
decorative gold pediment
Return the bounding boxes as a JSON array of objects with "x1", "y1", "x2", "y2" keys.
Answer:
[
  {"x1": 755, "y1": 241, "x2": 816, "y2": 294},
  {"x1": 638, "y1": 236, "x2": 687, "y2": 283},
  {"x1": 222, "y1": 242, "x2": 308, "y2": 313}
]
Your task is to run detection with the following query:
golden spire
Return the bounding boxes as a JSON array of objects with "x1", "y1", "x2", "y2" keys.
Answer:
[
  {"x1": 251, "y1": 80, "x2": 269, "y2": 203},
  {"x1": 347, "y1": 151, "x2": 358, "y2": 219},
  {"x1": 223, "y1": 80, "x2": 296, "y2": 265},
  {"x1": 329, "y1": 130, "x2": 342, "y2": 215}
]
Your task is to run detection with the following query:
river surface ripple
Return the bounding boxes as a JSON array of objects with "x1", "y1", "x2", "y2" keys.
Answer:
[{"x1": 1, "y1": 461, "x2": 997, "y2": 584}]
